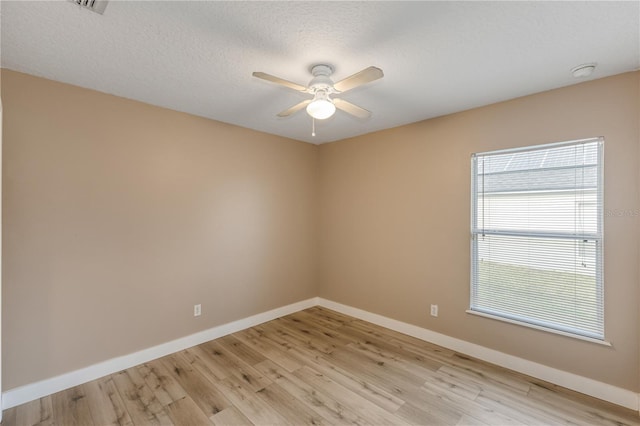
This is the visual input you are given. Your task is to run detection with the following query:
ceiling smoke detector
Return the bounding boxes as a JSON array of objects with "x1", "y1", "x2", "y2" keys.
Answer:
[
  {"x1": 69, "y1": 0, "x2": 109, "y2": 14},
  {"x1": 571, "y1": 63, "x2": 597, "y2": 78}
]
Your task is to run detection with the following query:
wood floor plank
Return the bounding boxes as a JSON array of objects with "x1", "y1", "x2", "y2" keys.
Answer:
[
  {"x1": 84, "y1": 377, "x2": 133, "y2": 426},
  {"x1": 6, "y1": 308, "x2": 639, "y2": 426},
  {"x1": 136, "y1": 360, "x2": 187, "y2": 407},
  {"x1": 210, "y1": 406, "x2": 254, "y2": 426},
  {"x1": 423, "y1": 368, "x2": 482, "y2": 401},
  {"x1": 263, "y1": 318, "x2": 339, "y2": 355},
  {"x1": 181, "y1": 345, "x2": 232, "y2": 382},
  {"x1": 312, "y1": 349, "x2": 468, "y2": 425},
  {"x1": 157, "y1": 352, "x2": 230, "y2": 419},
  {"x1": 111, "y1": 369, "x2": 173, "y2": 426},
  {"x1": 250, "y1": 322, "x2": 333, "y2": 368},
  {"x1": 254, "y1": 359, "x2": 366, "y2": 425},
  {"x1": 317, "y1": 344, "x2": 461, "y2": 418},
  {"x1": 212, "y1": 375, "x2": 290, "y2": 425},
  {"x1": 281, "y1": 312, "x2": 352, "y2": 347},
  {"x1": 294, "y1": 308, "x2": 350, "y2": 331},
  {"x1": 343, "y1": 320, "x2": 456, "y2": 362},
  {"x1": 2, "y1": 406, "x2": 18, "y2": 426},
  {"x1": 454, "y1": 370, "x2": 576, "y2": 424},
  {"x1": 349, "y1": 338, "x2": 442, "y2": 379},
  {"x1": 455, "y1": 414, "x2": 491, "y2": 426},
  {"x1": 165, "y1": 396, "x2": 212, "y2": 426},
  {"x1": 215, "y1": 334, "x2": 267, "y2": 366},
  {"x1": 526, "y1": 374, "x2": 634, "y2": 415},
  {"x1": 254, "y1": 383, "x2": 327, "y2": 425},
  {"x1": 196, "y1": 341, "x2": 271, "y2": 392},
  {"x1": 438, "y1": 363, "x2": 530, "y2": 397},
  {"x1": 255, "y1": 323, "x2": 325, "y2": 361},
  {"x1": 420, "y1": 380, "x2": 525, "y2": 426},
  {"x1": 293, "y1": 310, "x2": 450, "y2": 384},
  {"x1": 473, "y1": 390, "x2": 565, "y2": 425},
  {"x1": 387, "y1": 336, "x2": 456, "y2": 359},
  {"x1": 298, "y1": 347, "x2": 406, "y2": 413},
  {"x1": 292, "y1": 365, "x2": 412, "y2": 425},
  {"x1": 337, "y1": 323, "x2": 445, "y2": 372},
  {"x1": 13, "y1": 396, "x2": 54, "y2": 426},
  {"x1": 328, "y1": 343, "x2": 429, "y2": 388},
  {"x1": 51, "y1": 386, "x2": 95, "y2": 426},
  {"x1": 394, "y1": 401, "x2": 463, "y2": 426},
  {"x1": 346, "y1": 317, "x2": 457, "y2": 359},
  {"x1": 449, "y1": 353, "x2": 532, "y2": 393},
  {"x1": 527, "y1": 384, "x2": 640, "y2": 425},
  {"x1": 305, "y1": 307, "x2": 357, "y2": 329},
  {"x1": 232, "y1": 327, "x2": 303, "y2": 372}
]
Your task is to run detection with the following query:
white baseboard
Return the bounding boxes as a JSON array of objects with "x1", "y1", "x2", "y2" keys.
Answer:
[
  {"x1": 316, "y1": 297, "x2": 640, "y2": 412},
  {"x1": 1, "y1": 297, "x2": 319, "y2": 410},
  {"x1": 4, "y1": 296, "x2": 638, "y2": 413}
]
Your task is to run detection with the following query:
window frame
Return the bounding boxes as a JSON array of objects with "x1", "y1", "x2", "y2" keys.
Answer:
[{"x1": 469, "y1": 137, "x2": 606, "y2": 344}]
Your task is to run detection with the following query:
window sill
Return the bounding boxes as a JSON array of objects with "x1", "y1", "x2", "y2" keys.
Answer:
[{"x1": 465, "y1": 309, "x2": 612, "y2": 347}]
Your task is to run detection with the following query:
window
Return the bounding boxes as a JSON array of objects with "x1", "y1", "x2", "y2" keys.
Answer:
[{"x1": 470, "y1": 138, "x2": 604, "y2": 340}]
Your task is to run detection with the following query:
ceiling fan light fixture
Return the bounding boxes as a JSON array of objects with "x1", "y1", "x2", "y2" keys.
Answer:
[{"x1": 306, "y1": 91, "x2": 336, "y2": 120}]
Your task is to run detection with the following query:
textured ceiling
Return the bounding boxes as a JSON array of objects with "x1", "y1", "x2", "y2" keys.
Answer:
[{"x1": 1, "y1": 1, "x2": 639, "y2": 144}]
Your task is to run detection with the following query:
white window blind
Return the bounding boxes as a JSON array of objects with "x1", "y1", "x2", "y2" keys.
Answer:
[{"x1": 470, "y1": 138, "x2": 604, "y2": 340}]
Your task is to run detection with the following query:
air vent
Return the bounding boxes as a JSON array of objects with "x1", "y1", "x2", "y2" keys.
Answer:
[{"x1": 69, "y1": 0, "x2": 108, "y2": 14}]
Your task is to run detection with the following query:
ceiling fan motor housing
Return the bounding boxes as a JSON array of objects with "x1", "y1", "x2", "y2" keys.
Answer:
[{"x1": 309, "y1": 64, "x2": 335, "y2": 93}]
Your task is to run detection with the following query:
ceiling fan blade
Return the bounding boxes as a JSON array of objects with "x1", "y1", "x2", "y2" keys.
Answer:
[
  {"x1": 252, "y1": 72, "x2": 308, "y2": 92},
  {"x1": 333, "y1": 66, "x2": 384, "y2": 93},
  {"x1": 333, "y1": 98, "x2": 372, "y2": 119},
  {"x1": 277, "y1": 99, "x2": 312, "y2": 117}
]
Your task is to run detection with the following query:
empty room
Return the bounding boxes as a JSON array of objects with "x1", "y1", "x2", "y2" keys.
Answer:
[{"x1": 1, "y1": 1, "x2": 639, "y2": 425}]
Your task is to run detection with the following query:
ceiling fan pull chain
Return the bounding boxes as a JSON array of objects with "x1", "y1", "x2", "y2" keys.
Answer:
[{"x1": 312, "y1": 118, "x2": 316, "y2": 137}]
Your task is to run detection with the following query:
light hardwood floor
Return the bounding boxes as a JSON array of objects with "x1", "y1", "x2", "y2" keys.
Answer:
[{"x1": 3, "y1": 307, "x2": 639, "y2": 425}]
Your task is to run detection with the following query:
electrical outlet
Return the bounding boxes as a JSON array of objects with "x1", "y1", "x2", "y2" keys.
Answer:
[
  {"x1": 430, "y1": 304, "x2": 438, "y2": 317},
  {"x1": 194, "y1": 304, "x2": 201, "y2": 317}
]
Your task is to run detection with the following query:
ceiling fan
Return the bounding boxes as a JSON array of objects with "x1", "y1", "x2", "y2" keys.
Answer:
[{"x1": 252, "y1": 64, "x2": 384, "y2": 120}]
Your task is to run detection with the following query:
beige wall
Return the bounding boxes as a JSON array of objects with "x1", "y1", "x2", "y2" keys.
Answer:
[
  {"x1": 1, "y1": 70, "x2": 319, "y2": 390},
  {"x1": 2, "y1": 68, "x2": 639, "y2": 394},
  {"x1": 318, "y1": 72, "x2": 640, "y2": 391}
]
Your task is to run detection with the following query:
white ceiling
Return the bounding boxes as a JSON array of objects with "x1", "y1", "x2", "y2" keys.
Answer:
[{"x1": 1, "y1": 1, "x2": 639, "y2": 144}]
